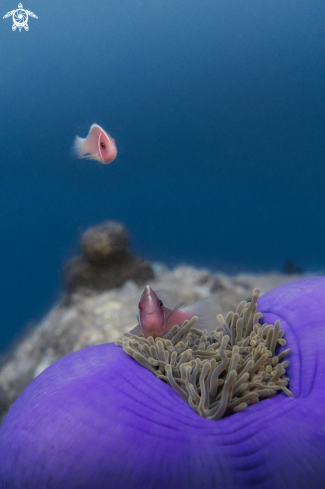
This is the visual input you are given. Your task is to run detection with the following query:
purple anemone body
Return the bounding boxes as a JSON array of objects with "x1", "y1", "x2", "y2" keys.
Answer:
[{"x1": 1, "y1": 277, "x2": 325, "y2": 488}]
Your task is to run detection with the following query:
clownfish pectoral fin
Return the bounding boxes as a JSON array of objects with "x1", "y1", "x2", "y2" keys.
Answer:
[
  {"x1": 79, "y1": 153, "x2": 99, "y2": 160},
  {"x1": 128, "y1": 324, "x2": 142, "y2": 336}
]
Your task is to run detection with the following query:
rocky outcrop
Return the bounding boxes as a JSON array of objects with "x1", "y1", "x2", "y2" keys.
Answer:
[{"x1": 64, "y1": 221, "x2": 154, "y2": 293}]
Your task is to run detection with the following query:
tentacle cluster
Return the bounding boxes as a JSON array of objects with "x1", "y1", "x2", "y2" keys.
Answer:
[{"x1": 116, "y1": 289, "x2": 293, "y2": 420}]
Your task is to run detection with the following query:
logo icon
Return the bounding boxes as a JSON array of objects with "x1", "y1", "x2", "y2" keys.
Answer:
[{"x1": 3, "y1": 3, "x2": 38, "y2": 32}]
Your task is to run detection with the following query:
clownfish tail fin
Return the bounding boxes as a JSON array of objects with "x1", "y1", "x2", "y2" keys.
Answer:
[{"x1": 72, "y1": 136, "x2": 86, "y2": 159}]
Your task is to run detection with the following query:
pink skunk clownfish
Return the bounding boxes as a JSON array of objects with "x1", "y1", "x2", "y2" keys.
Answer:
[
  {"x1": 129, "y1": 285, "x2": 218, "y2": 338},
  {"x1": 73, "y1": 123, "x2": 117, "y2": 164}
]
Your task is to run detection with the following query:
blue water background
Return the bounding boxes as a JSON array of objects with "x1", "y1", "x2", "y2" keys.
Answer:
[{"x1": 0, "y1": 0, "x2": 325, "y2": 351}]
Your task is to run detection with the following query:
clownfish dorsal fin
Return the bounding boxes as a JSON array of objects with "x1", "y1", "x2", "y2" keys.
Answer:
[
  {"x1": 165, "y1": 302, "x2": 186, "y2": 322},
  {"x1": 180, "y1": 296, "x2": 219, "y2": 334}
]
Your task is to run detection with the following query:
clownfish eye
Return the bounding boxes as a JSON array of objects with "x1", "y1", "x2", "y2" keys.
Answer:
[
  {"x1": 100, "y1": 142, "x2": 106, "y2": 149},
  {"x1": 158, "y1": 300, "x2": 163, "y2": 308}
]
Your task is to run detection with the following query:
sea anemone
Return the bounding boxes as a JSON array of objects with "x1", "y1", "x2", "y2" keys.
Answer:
[
  {"x1": 118, "y1": 289, "x2": 293, "y2": 420},
  {"x1": 0, "y1": 277, "x2": 324, "y2": 488}
]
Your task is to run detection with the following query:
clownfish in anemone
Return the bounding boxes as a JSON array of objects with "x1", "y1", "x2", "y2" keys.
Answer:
[
  {"x1": 72, "y1": 123, "x2": 117, "y2": 164},
  {"x1": 130, "y1": 285, "x2": 218, "y2": 338}
]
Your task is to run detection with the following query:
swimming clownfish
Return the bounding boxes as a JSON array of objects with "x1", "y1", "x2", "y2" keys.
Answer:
[
  {"x1": 72, "y1": 123, "x2": 117, "y2": 164},
  {"x1": 129, "y1": 285, "x2": 218, "y2": 338}
]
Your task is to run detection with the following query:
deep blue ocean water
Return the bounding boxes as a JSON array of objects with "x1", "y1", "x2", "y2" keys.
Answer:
[{"x1": 0, "y1": 0, "x2": 324, "y2": 352}]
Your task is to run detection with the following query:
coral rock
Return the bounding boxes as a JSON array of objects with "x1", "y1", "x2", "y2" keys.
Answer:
[
  {"x1": 64, "y1": 221, "x2": 154, "y2": 292},
  {"x1": 81, "y1": 221, "x2": 129, "y2": 263}
]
